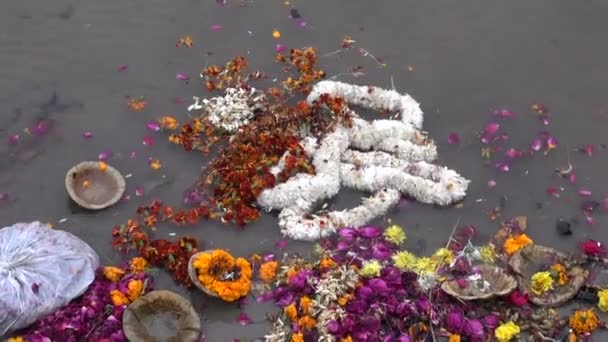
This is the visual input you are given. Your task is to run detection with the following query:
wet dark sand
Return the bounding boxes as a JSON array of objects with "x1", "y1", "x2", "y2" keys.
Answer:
[{"x1": 1, "y1": 0, "x2": 608, "y2": 340}]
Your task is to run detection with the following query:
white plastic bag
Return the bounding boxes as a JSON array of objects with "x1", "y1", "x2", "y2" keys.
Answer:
[{"x1": 0, "y1": 221, "x2": 100, "y2": 336}]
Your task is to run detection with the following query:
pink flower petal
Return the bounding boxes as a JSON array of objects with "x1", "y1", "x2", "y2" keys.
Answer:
[
  {"x1": 505, "y1": 148, "x2": 521, "y2": 159},
  {"x1": 237, "y1": 312, "x2": 252, "y2": 325},
  {"x1": 117, "y1": 64, "x2": 128, "y2": 72},
  {"x1": 585, "y1": 215, "x2": 595, "y2": 226},
  {"x1": 8, "y1": 134, "x2": 20, "y2": 145},
  {"x1": 0, "y1": 192, "x2": 9, "y2": 201},
  {"x1": 98, "y1": 151, "x2": 112, "y2": 161},
  {"x1": 275, "y1": 240, "x2": 288, "y2": 250},
  {"x1": 495, "y1": 161, "x2": 510, "y2": 172},
  {"x1": 530, "y1": 138, "x2": 542, "y2": 152},
  {"x1": 569, "y1": 171, "x2": 577, "y2": 184},
  {"x1": 602, "y1": 197, "x2": 608, "y2": 212},
  {"x1": 546, "y1": 187, "x2": 560, "y2": 198},
  {"x1": 579, "y1": 144, "x2": 594, "y2": 157},
  {"x1": 447, "y1": 133, "x2": 460, "y2": 145},
  {"x1": 176, "y1": 73, "x2": 190, "y2": 81},
  {"x1": 275, "y1": 44, "x2": 286, "y2": 53},
  {"x1": 33, "y1": 120, "x2": 50, "y2": 135},
  {"x1": 210, "y1": 24, "x2": 223, "y2": 31},
  {"x1": 130, "y1": 151, "x2": 137, "y2": 159},
  {"x1": 82, "y1": 130, "x2": 93, "y2": 139},
  {"x1": 485, "y1": 122, "x2": 500, "y2": 135},
  {"x1": 578, "y1": 189, "x2": 592, "y2": 197},
  {"x1": 546, "y1": 136, "x2": 558, "y2": 149},
  {"x1": 146, "y1": 121, "x2": 160, "y2": 132},
  {"x1": 135, "y1": 187, "x2": 144, "y2": 197},
  {"x1": 487, "y1": 180, "x2": 497, "y2": 188},
  {"x1": 493, "y1": 108, "x2": 515, "y2": 119},
  {"x1": 142, "y1": 136, "x2": 154, "y2": 146}
]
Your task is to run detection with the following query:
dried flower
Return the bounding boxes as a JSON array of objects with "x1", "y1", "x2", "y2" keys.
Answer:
[
  {"x1": 127, "y1": 97, "x2": 147, "y2": 111},
  {"x1": 383, "y1": 224, "x2": 406, "y2": 245},
  {"x1": 530, "y1": 271, "x2": 554, "y2": 295},
  {"x1": 103, "y1": 266, "x2": 125, "y2": 282},
  {"x1": 130, "y1": 257, "x2": 148, "y2": 273},
  {"x1": 569, "y1": 308, "x2": 599, "y2": 335},
  {"x1": 550, "y1": 263, "x2": 568, "y2": 286},
  {"x1": 597, "y1": 289, "x2": 608, "y2": 312},
  {"x1": 494, "y1": 321, "x2": 520, "y2": 342},
  {"x1": 359, "y1": 260, "x2": 382, "y2": 277},
  {"x1": 503, "y1": 234, "x2": 533, "y2": 255}
]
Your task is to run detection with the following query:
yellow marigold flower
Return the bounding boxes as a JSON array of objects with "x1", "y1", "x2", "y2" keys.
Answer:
[
  {"x1": 569, "y1": 308, "x2": 599, "y2": 334},
  {"x1": 298, "y1": 315, "x2": 316, "y2": 330},
  {"x1": 130, "y1": 257, "x2": 148, "y2": 274},
  {"x1": 414, "y1": 257, "x2": 438, "y2": 275},
  {"x1": 503, "y1": 234, "x2": 533, "y2": 255},
  {"x1": 597, "y1": 289, "x2": 608, "y2": 312},
  {"x1": 284, "y1": 304, "x2": 298, "y2": 321},
  {"x1": 432, "y1": 248, "x2": 454, "y2": 265},
  {"x1": 103, "y1": 266, "x2": 125, "y2": 282},
  {"x1": 392, "y1": 251, "x2": 418, "y2": 271},
  {"x1": 383, "y1": 225, "x2": 406, "y2": 245},
  {"x1": 259, "y1": 261, "x2": 279, "y2": 284},
  {"x1": 448, "y1": 334, "x2": 461, "y2": 342},
  {"x1": 300, "y1": 296, "x2": 312, "y2": 315},
  {"x1": 7, "y1": 337, "x2": 24, "y2": 342},
  {"x1": 550, "y1": 263, "x2": 568, "y2": 286},
  {"x1": 530, "y1": 271, "x2": 554, "y2": 295},
  {"x1": 359, "y1": 260, "x2": 382, "y2": 277},
  {"x1": 479, "y1": 244, "x2": 497, "y2": 263},
  {"x1": 110, "y1": 290, "x2": 130, "y2": 306},
  {"x1": 495, "y1": 321, "x2": 521, "y2": 342},
  {"x1": 127, "y1": 279, "x2": 144, "y2": 301}
]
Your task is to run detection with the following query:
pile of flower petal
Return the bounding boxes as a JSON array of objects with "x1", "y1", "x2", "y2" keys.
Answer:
[
  {"x1": 11, "y1": 258, "x2": 153, "y2": 342},
  {"x1": 263, "y1": 222, "x2": 608, "y2": 342}
]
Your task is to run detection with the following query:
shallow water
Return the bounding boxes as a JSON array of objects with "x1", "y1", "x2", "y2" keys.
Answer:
[{"x1": 1, "y1": 0, "x2": 608, "y2": 340}]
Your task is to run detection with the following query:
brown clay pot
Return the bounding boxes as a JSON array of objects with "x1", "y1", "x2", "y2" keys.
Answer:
[{"x1": 65, "y1": 161, "x2": 125, "y2": 210}]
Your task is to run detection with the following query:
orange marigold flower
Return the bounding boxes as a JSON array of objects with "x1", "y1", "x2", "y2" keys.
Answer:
[
  {"x1": 110, "y1": 290, "x2": 130, "y2": 306},
  {"x1": 103, "y1": 266, "x2": 125, "y2": 282},
  {"x1": 127, "y1": 279, "x2": 144, "y2": 301},
  {"x1": 159, "y1": 116, "x2": 179, "y2": 130},
  {"x1": 130, "y1": 257, "x2": 149, "y2": 274},
  {"x1": 569, "y1": 308, "x2": 599, "y2": 335},
  {"x1": 504, "y1": 234, "x2": 533, "y2": 255},
  {"x1": 291, "y1": 333, "x2": 304, "y2": 342},
  {"x1": 550, "y1": 263, "x2": 569, "y2": 286},
  {"x1": 320, "y1": 257, "x2": 336, "y2": 269},
  {"x1": 337, "y1": 294, "x2": 351, "y2": 306},
  {"x1": 299, "y1": 296, "x2": 312, "y2": 315},
  {"x1": 192, "y1": 250, "x2": 252, "y2": 302},
  {"x1": 448, "y1": 334, "x2": 461, "y2": 342},
  {"x1": 284, "y1": 304, "x2": 298, "y2": 321},
  {"x1": 341, "y1": 336, "x2": 353, "y2": 342},
  {"x1": 127, "y1": 97, "x2": 147, "y2": 112},
  {"x1": 259, "y1": 261, "x2": 279, "y2": 284},
  {"x1": 298, "y1": 315, "x2": 316, "y2": 330}
]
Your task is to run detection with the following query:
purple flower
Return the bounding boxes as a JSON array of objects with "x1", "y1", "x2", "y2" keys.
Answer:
[
  {"x1": 360, "y1": 226, "x2": 382, "y2": 238},
  {"x1": 465, "y1": 319, "x2": 484, "y2": 338},
  {"x1": 288, "y1": 270, "x2": 308, "y2": 290},
  {"x1": 339, "y1": 227, "x2": 358, "y2": 241},
  {"x1": 445, "y1": 310, "x2": 465, "y2": 333},
  {"x1": 368, "y1": 278, "x2": 389, "y2": 293},
  {"x1": 273, "y1": 287, "x2": 294, "y2": 306},
  {"x1": 482, "y1": 314, "x2": 500, "y2": 330},
  {"x1": 326, "y1": 321, "x2": 341, "y2": 335},
  {"x1": 372, "y1": 243, "x2": 392, "y2": 260}
]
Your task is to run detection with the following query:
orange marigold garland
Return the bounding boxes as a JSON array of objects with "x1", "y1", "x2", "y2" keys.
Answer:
[
  {"x1": 191, "y1": 249, "x2": 253, "y2": 302},
  {"x1": 112, "y1": 219, "x2": 199, "y2": 287}
]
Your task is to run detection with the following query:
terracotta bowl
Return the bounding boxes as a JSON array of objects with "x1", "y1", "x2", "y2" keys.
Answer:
[
  {"x1": 509, "y1": 245, "x2": 587, "y2": 307},
  {"x1": 441, "y1": 264, "x2": 517, "y2": 301},
  {"x1": 65, "y1": 161, "x2": 126, "y2": 210},
  {"x1": 188, "y1": 250, "x2": 220, "y2": 298},
  {"x1": 122, "y1": 290, "x2": 201, "y2": 342}
]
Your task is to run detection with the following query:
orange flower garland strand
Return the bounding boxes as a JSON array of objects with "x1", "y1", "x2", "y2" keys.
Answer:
[{"x1": 192, "y1": 249, "x2": 252, "y2": 302}]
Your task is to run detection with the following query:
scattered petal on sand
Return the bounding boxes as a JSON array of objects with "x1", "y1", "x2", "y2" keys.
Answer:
[
  {"x1": 579, "y1": 144, "x2": 594, "y2": 157},
  {"x1": 82, "y1": 130, "x2": 93, "y2": 139},
  {"x1": 578, "y1": 189, "x2": 592, "y2": 197},
  {"x1": 130, "y1": 151, "x2": 137, "y2": 159},
  {"x1": 0, "y1": 192, "x2": 8, "y2": 201},
  {"x1": 135, "y1": 187, "x2": 144, "y2": 197},
  {"x1": 34, "y1": 120, "x2": 50, "y2": 135},
  {"x1": 275, "y1": 44, "x2": 286, "y2": 53},
  {"x1": 117, "y1": 64, "x2": 128, "y2": 72},
  {"x1": 546, "y1": 187, "x2": 560, "y2": 198},
  {"x1": 8, "y1": 134, "x2": 20, "y2": 145},
  {"x1": 275, "y1": 239, "x2": 288, "y2": 250},
  {"x1": 530, "y1": 138, "x2": 542, "y2": 152},
  {"x1": 495, "y1": 161, "x2": 510, "y2": 173},
  {"x1": 146, "y1": 121, "x2": 161, "y2": 132},
  {"x1": 210, "y1": 24, "x2": 223, "y2": 32},
  {"x1": 447, "y1": 133, "x2": 460, "y2": 145},
  {"x1": 98, "y1": 150, "x2": 112, "y2": 161},
  {"x1": 493, "y1": 108, "x2": 515, "y2": 119},
  {"x1": 176, "y1": 73, "x2": 190, "y2": 81},
  {"x1": 142, "y1": 136, "x2": 154, "y2": 146},
  {"x1": 237, "y1": 312, "x2": 252, "y2": 325},
  {"x1": 487, "y1": 180, "x2": 497, "y2": 188},
  {"x1": 602, "y1": 197, "x2": 608, "y2": 212},
  {"x1": 148, "y1": 158, "x2": 162, "y2": 170},
  {"x1": 485, "y1": 122, "x2": 500, "y2": 135},
  {"x1": 569, "y1": 171, "x2": 577, "y2": 184}
]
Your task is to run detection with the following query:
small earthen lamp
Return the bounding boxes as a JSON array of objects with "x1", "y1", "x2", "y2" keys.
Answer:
[
  {"x1": 123, "y1": 290, "x2": 201, "y2": 342},
  {"x1": 65, "y1": 161, "x2": 126, "y2": 210}
]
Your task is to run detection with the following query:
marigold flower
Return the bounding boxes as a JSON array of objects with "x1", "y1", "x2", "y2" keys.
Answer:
[
  {"x1": 494, "y1": 321, "x2": 520, "y2": 342},
  {"x1": 130, "y1": 257, "x2": 149, "y2": 274},
  {"x1": 192, "y1": 250, "x2": 252, "y2": 302},
  {"x1": 383, "y1": 224, "x2": 406, "y2": 245},
  {"x1": 158, "y1": 116, "x2": 179, "y2": 130},
  {"x1": 341, "y1": 336, "x2": 353, "y2": 342},
  {"x1": 127, "y1": 279, "x2": 144, "y2": 301},
  {"x1": 550, "y1": 263, "x2": 568, "y2": 286},
  {"x1": 392, "y1": 251, "x2": 418, "y2": 271},
  {"x1": 503, "y1": 234, "x2": 533, "y2": 255},
  {"x1": 284, "y1": 304, "x2": 298, "y2": 321},
  {"x1": 448, "y1": 334, "x2": 461, "y2": 342},
  {"x1": 259, "y1": 261, "x2": 279, "y2": 284},
  {"x1": 110, "y1": 289, "x2": 130, "y2": 306},
  {"x1": 298, "y1": 315, "x2": 316, "y2": 330},
  {"x1": 569, "y1": 308, "x2": 599, "y2": 334},
  {"x1": 337, "y1": 294, "x2": 351, "y2": 306},
  {"x1": 7, "y1": 337, "x2": 24, "y2": 342},
  {"x1": 414, "y1": 257, "x2": 439, "y2": 275},
  {"x1": 530, "y1": 271, "x2": 554, "y2": 295},
  {"x1": 299, "y1": 296, "x2": 312, "y2": 315},
  {"x1": 359, "y1": 260, "x2": 382, "y2": 277},
  {"x1": 432, "y1": 248, "x2": 454, "y2": 265},
  {"x1": 291, "y1": 333, "x2": 303, "y2": 342},
  {"x1": 319, "y1": 257, "x2": 336, "y2": 269},
  {"x1": 598, "y1": 289, "x2": 608, "y2": 312},
  {"x1": 103, "y1": 266, "x2": 125, "y2": 282}
]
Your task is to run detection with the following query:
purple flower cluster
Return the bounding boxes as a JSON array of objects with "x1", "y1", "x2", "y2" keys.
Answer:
[{"x1": 17, "y1": 269, "x2": 152, "y2": 342}]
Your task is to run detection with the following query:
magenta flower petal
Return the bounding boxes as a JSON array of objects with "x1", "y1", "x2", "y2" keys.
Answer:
[
  {"x1": 578, "y1": 189, "x2": 592, "y2": 197},
  {"x1": 360, "y1": 226, "x2": 382, "y2": 238},
  {"x1": 146, "y1": 121, "x2": 160, "y2": 132},
  {"x1": 142, "y1": 136, "x2": 154, "y2": 146},
  {"x1": 546, "y1": 187, "x2": 560, "y2": 198},
  {"x1": 445, "y1": 311, "x2": 465, "y2": 333},
  {"x1": 495, "y1": 161, "x2": 510, "y2": 172},
  {"x1": 465, "y1": 319, "x2": 484, "y2": 338},
  {"x1": 176, "y1": 73, "x2": 190, "y2": 81},
  {"x1": 34, "y1": 120, "x2": 50, "y2": 135},
  {"x1": 493, "y1": 108, "x2": 515, "y2": 119},
  {"x1": 339, "y1": 228, "x2": 358, "y2": 241},
  {"x1": 569, "y1": 171, "x2": 577, "y2": 184},
  {"x1": 487, "y1": 180, "x2": 497, "y2": 188},
  {"x1": 546, "y1": 136, "x2": 558, "y2": 149},
  {"x1": 484, "y1": 122, "x2": 500, "y2": 135},
  {"x1": 580, "y1": 239, "x2": 606, "y2": 257},
  {"x1": 8, "y1": 134, "x2": 20, "y2": 145},
  {"x1": 530, "y1": 138, "x2": 542, "y2": 152},
  {"x1": 117, "y1": 64, "x2": 128, "y2": 72},
  {"x1": 210, "y1": 24, "x2": 223, "y2": 31},
  {"x1": 82, "y1": 130, "x2": 93, "y2": 139},
  {"x1": 275, "y1": 44, "x2": 286, "y2": 53},
  {"x1": 447, "y1": 133, "x2": 460, "y2": 145},
  {"x1": 135, "y1": 187, "x2": 144, "y2": 197},
  {"x1": 275, "y1": 239, "x2": 288, "y2": 250},
  {"x1": 98, "y1": 150, "x2": 112, "y2": 161},
  {"x1": 505, "y1": 148, "x2": 520, "y2": 159},
  {"x1": 0, "y1": 192, "x2": 9, "y2": 201},
  {"x1": 580, "y1": 144, "x2": 595, "y2": 157},
  {"x1": 236, "y1": 312, "x2": 252, "y2": 325}
]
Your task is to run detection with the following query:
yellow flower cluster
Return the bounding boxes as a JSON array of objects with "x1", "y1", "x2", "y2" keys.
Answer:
[
  {"x1": 479, "y1": 244, "x2": 497, "y2": 263},
  {"x1": 530, "y1": 271, "x2": 554, "y2": 295},
  {"x1": 494, "y1": 321, "x2": 520, "y2": 342},
  {"x1": 359, "y1": 260, "x2": 382, "y2": 277},
  {"x1": 569, "y1": 308, "x2": 599, "y2": 335},
  {"x1": 192, "y1": 249, "x2": 252, "y2": 302},
  {"x1": 383, "y1": 225, "x2": 406, "y2": 245},
  {"x1": 598, "y1": 289, "x2": 608, "y2": 312},
  {"x1": 391, "y1": 248, "x2": 453, "y2": 276},
  {"x1": 503, "y1": 234, "x2": 533, "y2": 255}
]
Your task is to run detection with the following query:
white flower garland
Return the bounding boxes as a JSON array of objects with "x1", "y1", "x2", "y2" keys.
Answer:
[{"x1": 187, "y1": 87, "x2": 265, "y2": 133}]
